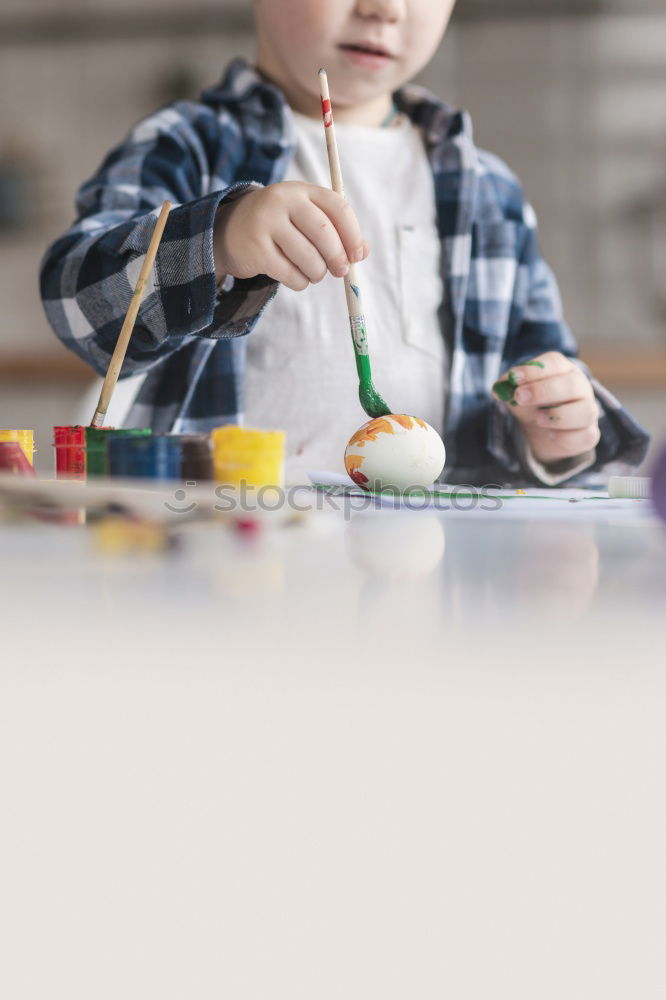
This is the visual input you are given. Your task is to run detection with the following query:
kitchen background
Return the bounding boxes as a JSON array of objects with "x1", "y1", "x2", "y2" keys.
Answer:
[{"x1": 0, "y1": 0, "x2": 664, "y2": 473}]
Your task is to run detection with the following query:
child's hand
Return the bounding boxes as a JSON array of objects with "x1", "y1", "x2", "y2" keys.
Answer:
[
  {"x1": 492, "y1": 351, "x2": 601, "y2": 465},
  {"x1": 214, "y1": 181, "x2": 369, "y2": 290}
]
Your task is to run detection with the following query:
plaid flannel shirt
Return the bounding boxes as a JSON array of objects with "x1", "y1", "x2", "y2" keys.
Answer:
[{"x1": 40, "y1": 58, "x2": 650, "y2": 485}]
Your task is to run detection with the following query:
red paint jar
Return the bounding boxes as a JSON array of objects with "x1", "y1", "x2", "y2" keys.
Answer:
[{"x1": 53, "y1": 425, "x2": 86, "y2": 480}]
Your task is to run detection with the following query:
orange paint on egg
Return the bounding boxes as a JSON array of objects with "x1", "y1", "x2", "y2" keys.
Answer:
[
  {"x1": 344, "y1": 453, "x2": 369, "y2": 487},
  {"x1": 390, "y1": 414, "x2": 425, "y2": 432},
  {"x1": 347, "y1": 417, "x2": 396, "y2": 449}
]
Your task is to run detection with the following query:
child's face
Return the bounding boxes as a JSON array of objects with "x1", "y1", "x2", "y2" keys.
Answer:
[{"x1": 254, "y1": 0, "x2": 456, "y2": 123}]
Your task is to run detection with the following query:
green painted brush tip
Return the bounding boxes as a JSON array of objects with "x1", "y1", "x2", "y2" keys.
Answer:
[
  {"x1": 359, "y1": 383, "x2": 392, "y2": 419},
  {"x1": 492, "y1": 378, "x2": 516, "y2": 403}
]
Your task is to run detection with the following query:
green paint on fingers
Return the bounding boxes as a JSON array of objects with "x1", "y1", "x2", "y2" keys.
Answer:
[
  {"x1": 495, "y1": 359, "x2": 546, "y2": 403},
  {"x1": 492, "y1": 379, "x2": 516, "y2": 403}
]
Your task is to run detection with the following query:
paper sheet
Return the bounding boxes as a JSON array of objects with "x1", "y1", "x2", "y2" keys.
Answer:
[{"x1": 307, "y1": 471, "x2": 658, "y2": 522}]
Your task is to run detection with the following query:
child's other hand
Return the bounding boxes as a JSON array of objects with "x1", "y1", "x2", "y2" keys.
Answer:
[
  {"x1": 214, "y1": 181, "x2": 369, "y2": 290},
  {"x1": 493, "y1": 351, "x2": 601, "y2": 465}
]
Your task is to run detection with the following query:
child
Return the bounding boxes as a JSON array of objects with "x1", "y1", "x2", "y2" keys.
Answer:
[{"x1": 40, "y1": 0, "x2": 649, "y2": 486}]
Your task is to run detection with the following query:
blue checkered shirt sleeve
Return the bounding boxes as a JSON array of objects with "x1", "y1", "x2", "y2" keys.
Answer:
[{"x1": 39, "y1": 101, "x2": 278, "y2": 380}]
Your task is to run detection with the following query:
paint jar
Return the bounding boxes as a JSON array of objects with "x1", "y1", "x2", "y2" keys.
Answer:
[
  {"x1": 211, "y1": 426, "x2": 285, "y2": 488},
  {"x1": 0, "y1": 428, "x2": 34, "y2": 465},
  {"x1": 108, "y1": 433, "x2": 182, "y2": 481},
  {"x1": 85, "y1": 426, "x2": 151, "y2": 478},
  {"x1": 53, "y1": 425, "x2": 86, "y2": 480},
  {"x1": 0, "y1": 440, "x2": 37, "y2": 476},
  {"x1": 180, "y1": 434, "x2": 214, "y2": 482}
]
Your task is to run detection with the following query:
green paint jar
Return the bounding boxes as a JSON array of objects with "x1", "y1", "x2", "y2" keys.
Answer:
[{"x1": 85, "y1": 426, "x2": 151, "y2": 478}]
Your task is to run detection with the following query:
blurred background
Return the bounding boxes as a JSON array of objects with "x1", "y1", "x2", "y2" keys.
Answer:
[{"x1": 0, "y1": 0, "x2": 664, "y2": 473}]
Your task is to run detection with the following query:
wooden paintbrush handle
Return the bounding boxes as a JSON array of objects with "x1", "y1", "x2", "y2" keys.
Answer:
[
  {"x1": 343, "y1": 266, "x2": 369, "y2": 356},
  {"x1": 91, "y1": 200, "x2": 172, "y2": 427},
  {"x1": 318, "y1": 70, "x2": 369, "y2": 358},
  {"x1": 318, "y1": 70, "x2": 344, "y2": 195}
]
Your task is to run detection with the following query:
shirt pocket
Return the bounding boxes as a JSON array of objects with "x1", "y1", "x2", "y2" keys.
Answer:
[
  {"x1": 247, "y1": 283, "x2": 314, "y2": 372},
  {"x1": 396, "y1": 223, "x2": 446, "y2": 361}
]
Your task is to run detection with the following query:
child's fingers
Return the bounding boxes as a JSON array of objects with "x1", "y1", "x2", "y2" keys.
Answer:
[
  {"x1": 289, "y1": 201, "x2": 353, "y2": 277},
  {"x1": 274, "y1": 224, "x2": 328, "y2": 284},
  {"x1": 307, "y1": 187, "x2": 367, "y2": 264},
  {"x1": 526, "y1": 424, "x2": 601, "y2": 462},
  {"x1": 513, "y1": 370, "x2": 590, "y2": 409},
  {"x1": 492, "y1": 353, "x2": 584, "y2": 407},
  {"x1": 499, "y1": 350, "x2": 601, "y2": 464},
  {"x1": 267, "y1": 243, "x2": 311, "y2": 292},
  {"x1": 508, "y1": 351, "x2": 574, "y2": 386},
  {"x1": 533, "y1": 398, "x2": 599, "y2": 431}
]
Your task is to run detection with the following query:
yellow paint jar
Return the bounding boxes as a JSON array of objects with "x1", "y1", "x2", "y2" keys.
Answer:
[
  {"x1": 211, "y1": 426, "x2": 285, "y2": 488},
  {"x1": 0, "y1": 429, "x2": 34, "y2": 465}
]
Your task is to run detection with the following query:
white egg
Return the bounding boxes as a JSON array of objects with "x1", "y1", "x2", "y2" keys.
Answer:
[{"x1": 344, "y1": 414, "x2": 445, "y2": 492}]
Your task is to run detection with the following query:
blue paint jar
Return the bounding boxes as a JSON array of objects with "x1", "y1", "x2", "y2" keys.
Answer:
[{"x1": 108, "y1": 434, "x2": 182, "y2": 481}]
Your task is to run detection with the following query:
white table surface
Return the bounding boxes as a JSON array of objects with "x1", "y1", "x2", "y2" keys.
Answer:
[{"x1": 1, "y1": 494, "x2": 666, "y2": 999}]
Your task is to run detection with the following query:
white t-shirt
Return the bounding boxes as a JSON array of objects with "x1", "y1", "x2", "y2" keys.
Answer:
[{"x1": 244, "y1": 111, "x2": 446, "y2": 483}]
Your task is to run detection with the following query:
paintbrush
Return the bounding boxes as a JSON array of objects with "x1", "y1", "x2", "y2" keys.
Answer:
[
  {"x1": 90, "y1": 200, "x2": 172, "y2": 427},
  {"x1": 318, "y1": 69, "x2": 391, "y2": 419}
]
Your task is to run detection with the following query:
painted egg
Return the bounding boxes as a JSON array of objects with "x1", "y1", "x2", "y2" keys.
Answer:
[{"x1": 344, "y1": 414, "x2": 445, "y2": 492}]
